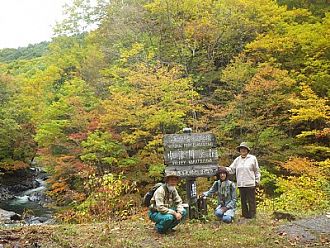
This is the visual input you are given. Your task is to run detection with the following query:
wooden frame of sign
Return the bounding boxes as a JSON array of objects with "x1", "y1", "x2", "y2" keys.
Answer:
[
  {"x1": 163, "y1": 132, "x2": 219, "y2": 219},
  {"x1": 163, "y1": 133, "x2": 219, "y2": 177}
]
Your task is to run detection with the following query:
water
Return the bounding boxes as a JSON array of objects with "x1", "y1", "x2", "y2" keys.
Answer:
[{"x1": 0, "y1": 178, "x2": 52, "y2": 218}]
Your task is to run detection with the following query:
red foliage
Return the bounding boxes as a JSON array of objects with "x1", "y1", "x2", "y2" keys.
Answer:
[
  {"x1": 87, "y1": 116, "x2": 101, "y2": 131},
  {"x1": 68, "y1": 132, "x2": 88, "y2": 141},
  {"x1": 316, "y1": 128, "x2": 330, "y2": 139}
]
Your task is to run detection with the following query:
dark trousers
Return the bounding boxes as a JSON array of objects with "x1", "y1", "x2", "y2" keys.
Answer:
[{"x1": 239, "y1": 187, "x2": 256, "y2": 218}]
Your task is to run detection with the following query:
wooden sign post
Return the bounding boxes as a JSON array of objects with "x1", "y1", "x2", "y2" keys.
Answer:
[{"x1": 163, "y1": 130, "x2": 218, "y2": 218}]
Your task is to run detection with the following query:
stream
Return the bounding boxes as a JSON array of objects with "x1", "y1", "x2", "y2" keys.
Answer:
[{"x1": 0, "y1": 169, "x2": 53, "y2": 225}]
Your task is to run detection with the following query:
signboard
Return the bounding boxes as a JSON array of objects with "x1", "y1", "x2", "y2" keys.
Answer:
[{"x1": 163, "y1": 133, "x2": 219, "y2": 178}]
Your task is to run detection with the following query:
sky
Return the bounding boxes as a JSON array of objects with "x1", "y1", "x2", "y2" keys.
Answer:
[{"x1": 0, "y1": 0, "x2": 69, "y2": 49}]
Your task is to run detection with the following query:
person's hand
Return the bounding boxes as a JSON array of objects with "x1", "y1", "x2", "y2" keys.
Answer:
[
  {"x1": 174, "y1": 212, "x2": 182, "y2": 220},
  {"x1": 220, "y1": 207, "x2": 228, "y2": 213}
]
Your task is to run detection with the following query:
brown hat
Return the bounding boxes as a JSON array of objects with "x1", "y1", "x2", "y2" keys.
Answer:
[{"x1": 236, "y1": 142, "x2": 251, "y2": 152}]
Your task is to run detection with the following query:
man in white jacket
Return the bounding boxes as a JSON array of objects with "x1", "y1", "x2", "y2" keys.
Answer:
[{"x1": 227, "y1": 142, "x2": 261, "y2": 219}]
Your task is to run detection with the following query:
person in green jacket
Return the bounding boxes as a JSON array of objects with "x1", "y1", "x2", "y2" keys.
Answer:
[{"x1": 148, "y1": 171, "x2": 187, "y2": 234}]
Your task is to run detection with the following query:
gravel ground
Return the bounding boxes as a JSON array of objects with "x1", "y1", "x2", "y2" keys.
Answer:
[{"x1": 277, "y1": 213, "x2": 330, "y2": 245}]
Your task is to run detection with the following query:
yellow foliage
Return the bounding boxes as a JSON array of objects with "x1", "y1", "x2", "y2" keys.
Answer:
[
  {"x1": 260, "y1": 175, "x2": 329, "y2": 215},
  {"x1": 101, "y1": 62, "x2": 199, "y2": 143},
  {"x1": 296, "y1": 128, "x2": 330, "y2": 139},
  {"x1": 289, "y1": 84, "x2": 330, "y2": 124},
  {"x1": 58, "y1": 173, "x2": 138, "y2": 223},
  {"x1": 316, "y1": 159, "x2": 330, "y2": 179},
  {"x1": 120, "y1": 43, "x2": 145, "y2": 63}
]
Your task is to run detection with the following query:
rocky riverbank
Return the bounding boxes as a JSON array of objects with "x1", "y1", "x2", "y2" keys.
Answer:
[
  {"x1": 0, "y1": 168, "x2": 53, "y2": 225},
  {"x1": 0, "y1": 168, "x2": 43, "y2": 201},
  {"x1": 0, "y1": 187, "x2": 14, "y2": 201}
]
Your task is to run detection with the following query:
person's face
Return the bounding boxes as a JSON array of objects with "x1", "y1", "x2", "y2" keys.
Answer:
[
  {"x1": 239, "y1": 147, "x2": 249, "y2": 157},
  {"x1": 167, "y1": 176, "x2": 179, "y2": 186},
  {"x1": 219, "y1": 172, "x2": 227, "y2": 181}
]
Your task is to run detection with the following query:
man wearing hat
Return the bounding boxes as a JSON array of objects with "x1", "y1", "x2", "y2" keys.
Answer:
[
  {"x1": 226, "y1": 142, "x2": 261, "y2": 219},
  {"x1": 202, "y1": 166, "x2": 236, "y2": 223},
  {"x1": 148, "y1": 171, "x2": 186, "y2": 234}
]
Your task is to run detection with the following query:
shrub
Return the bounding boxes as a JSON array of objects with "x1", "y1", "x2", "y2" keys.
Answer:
[
  {"x1": 57, "y1": 173, "x2": 138, "y2": 223},
  {"x1": 259, "y1": 175, "x2": 329, "y2": 215}
]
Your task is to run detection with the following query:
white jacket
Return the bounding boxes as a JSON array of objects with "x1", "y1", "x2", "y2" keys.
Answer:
[{"x1": 227, "y1": 154, "x2": 261, "y2": 187}]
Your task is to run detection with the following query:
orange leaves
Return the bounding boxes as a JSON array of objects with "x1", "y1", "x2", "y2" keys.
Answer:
[
  {"x1": 244, "y1": 65, "x2": 294, "y2": 94},
  {"x1": 98, "y1": 61, "x2": 200, "y2": 179},
  {"x1": 221, "y1": 64, "x2": 295, "y2": 134},
  {"x1": 0, "y1": 160, "x2": 29, "y2": 171},
  {"x1": 184, "y1": 17, "x2": 218, "y2": 45},
  {"x1": 281, "y1": 157, "x2": 320, "y2": 177},
  {"x1": 297, "y1": 128, "x2": 330, "y2": 141},
  {"x1": 316, "y1": 128, "x2": 330, "y2": 139},
  {"x1": 48, "y1": 179, "x2": 87, "y2": 207},
  {"x1": 87, "y1": 116, "x2": 100, "y2": 132},
  {"x1": 55, "y1": 155, "x2": 95, "y2": 176},
  {"x1": 50, "y1": 181, "x2": 68, "y2": 194}
]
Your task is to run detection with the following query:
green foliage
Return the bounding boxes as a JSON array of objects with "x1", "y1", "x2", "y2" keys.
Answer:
[
  {"x1": 35, "y1": 78, "x2": 97, "y2": 149},
  {"x1": 217, "y1": 65, "x2": 297, "y2": 164},
  {"x1": 145, "y1": 0, "x2": 288, "y2": 73},
  {"x1": 277, "y1": 0, "x2": 330, "y2": 17},
  {"x1": 0, "y1": 74, "x2": 36, "y2": 171},
  {"x1": 148, "y1": 163, "x2": 165, "y2": 178},
  {"x1": 81, "y1": 131, "x2": 127, "y2": 173},
  {"x1": 259, "y1": 156, "x2": 330, "y2": 215},
  {"x1": 0, "y1": 41, "x2": 49, "y2": 63},
  {"x1": 288, "y1": 84, "x2": 329, "y2": 162},
  {"x1": 260, "y1": 167, "x2": 279, "y2": 196}
]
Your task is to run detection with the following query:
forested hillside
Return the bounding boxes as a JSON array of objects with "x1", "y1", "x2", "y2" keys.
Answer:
[
  {"x1": 0, "y1": 0, "x2": 329, "y2": 223},
  {"x1": 0, "y1": 41, "x2": 49, "y2": 63}
]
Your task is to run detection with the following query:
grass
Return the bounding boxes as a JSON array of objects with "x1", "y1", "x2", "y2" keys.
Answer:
[{"x1": 0, "y1": 211, "x2": 319, "y2": 248}]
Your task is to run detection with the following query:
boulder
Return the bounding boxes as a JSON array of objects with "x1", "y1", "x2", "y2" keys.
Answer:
[
  {"x1": 0, "y1": 208, "x2": 21, "y2": 223},
  {"x1": 0, "y1": 186, "x2": 15, "y2": 201},
  {"x1": 28, "y1": 192, "x2": 43, "y2": 202},
  {"x1": 25, "y1": 216, "x2": 50, "y2": 225}
]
